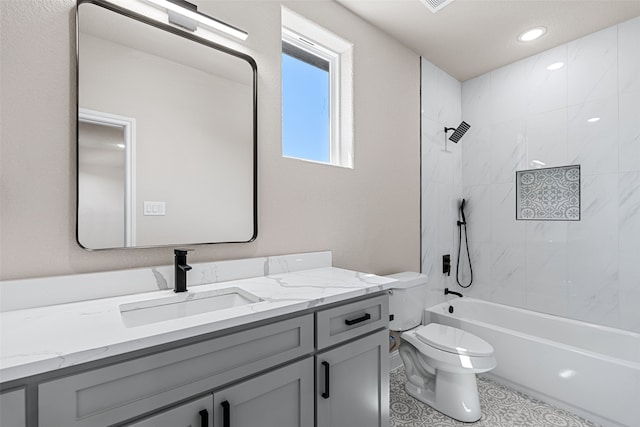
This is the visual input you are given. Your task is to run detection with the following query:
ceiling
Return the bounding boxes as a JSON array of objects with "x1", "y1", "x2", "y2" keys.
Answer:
[{"x1": 335, "y1": 0, "x2": 640, "y2": 81}]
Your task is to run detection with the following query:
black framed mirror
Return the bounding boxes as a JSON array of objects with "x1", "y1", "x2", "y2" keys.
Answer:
[{"x1": 76, "y1": 0, "x2": 257, "y2": 250}]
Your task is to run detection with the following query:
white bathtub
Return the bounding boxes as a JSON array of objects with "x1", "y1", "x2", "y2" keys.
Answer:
[{"x1": 426, "y1": 298, "x2": 640, "y2": 427}]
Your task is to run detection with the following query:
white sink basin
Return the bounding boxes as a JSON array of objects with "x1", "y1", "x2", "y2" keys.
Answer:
[{"x1": 119, "y1": 287, "x2": 263, "y2": 327}]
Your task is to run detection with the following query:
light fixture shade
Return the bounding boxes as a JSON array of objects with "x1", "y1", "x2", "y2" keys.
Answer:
[{"x1": 147, "y1": 0, "x2": 248, "y2": 40}]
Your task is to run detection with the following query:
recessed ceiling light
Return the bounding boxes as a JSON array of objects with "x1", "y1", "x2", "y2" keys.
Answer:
[
  {"x1": 546, "y1": 62, "x2": 564, "y2": 71},
  {"x1": 587, "y1": 117, "x2": 601, "y2": 123},
  {"x1": 518, "y1": 27, "x2": 547, "y2": 42}
]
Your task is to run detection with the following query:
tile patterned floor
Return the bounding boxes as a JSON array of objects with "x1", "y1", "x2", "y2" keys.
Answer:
[{"x1": 390, "y1": 367, "x2": 600, "y2": 427}]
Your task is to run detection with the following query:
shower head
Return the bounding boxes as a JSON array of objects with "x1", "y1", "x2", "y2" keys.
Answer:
[{"x1": 444, "y1": 121, "x2": 471, "y2": 143}]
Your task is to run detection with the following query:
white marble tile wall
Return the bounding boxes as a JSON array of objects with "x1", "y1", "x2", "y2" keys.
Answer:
[
  {"x1": 457, "y1": 16, "x2": 640, "y2": 332},
  {"x1": 421, "y1": 58, "x2": 463, "y2": 307},
  {"x1": 616, "y1": 17, "x2": 640, "y2": 332}
]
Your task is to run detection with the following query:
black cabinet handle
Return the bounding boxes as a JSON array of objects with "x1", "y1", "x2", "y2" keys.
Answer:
[
  {"x1": 221, "y1": 400, "x2": 230, "y2": 427},
  {"x1": 321, "y1": 361, "x2": 330, "y2": 399},
  {"x1": 345, "y1": 313, "x2": 371, "y2": 326},
  {"x1": 198, "y1": 409, "x2": 208, "y2": 427}
]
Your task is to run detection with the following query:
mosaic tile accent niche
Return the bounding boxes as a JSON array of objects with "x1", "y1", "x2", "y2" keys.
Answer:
[{"x1": 516, "y1": 165, "x2": 580, "y2": 221}]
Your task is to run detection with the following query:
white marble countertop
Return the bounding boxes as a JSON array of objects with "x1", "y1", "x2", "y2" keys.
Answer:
[{"x1": 0, "y1": 267, "x2": 397, "y2": 383}]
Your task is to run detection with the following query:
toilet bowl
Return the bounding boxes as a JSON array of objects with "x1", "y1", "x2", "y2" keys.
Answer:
[
  {"x1": 386, "y1": 272, "x2": 496, "y2": 423},
  {"x1": 399, "y1": 323, "x2": 496, "y2": 422}
]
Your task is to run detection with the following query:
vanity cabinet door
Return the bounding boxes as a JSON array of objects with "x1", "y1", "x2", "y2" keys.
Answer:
[
  {"x1": 212, "y1": 358, "x2": 313, "y2": 427},
  {"x1": 316, "y1": 329, "x2": 389, "y2": 427},
  {"x1": 125, "y1": 395, "x2": 212, "y2": 427},
  {"x1": 0, "y1": 388, "x2": 26, "y2": 427}
]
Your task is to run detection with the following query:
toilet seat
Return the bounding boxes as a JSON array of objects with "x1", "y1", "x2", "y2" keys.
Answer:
[
  {"x1": 415, "y1": 323, "x2": 494, "y2": 357},
  {"x1": 401, "y1": 325, "x2": 496, "y2": 374}
]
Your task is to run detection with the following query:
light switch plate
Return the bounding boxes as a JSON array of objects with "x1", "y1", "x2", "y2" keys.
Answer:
[{"x1": 143, "y1": 201, "x2": 166, "y2": 216}]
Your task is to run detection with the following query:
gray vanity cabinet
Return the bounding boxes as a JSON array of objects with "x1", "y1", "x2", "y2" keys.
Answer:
[
  {"x1": 24, "y1": 293, "x2": 389, "y2": 427},
  {"x1": 316, "y1": 329, "x2": 390, "y2": 427},
  {"x1": 212, "y1": 358, "x2": 314, "y2": 427},
  {"x1": 315, "y1": 294, "x2": 390, "y2": 427},
  {"x1": 125, "y1": 395, "x2": 213, "y2": 427}
]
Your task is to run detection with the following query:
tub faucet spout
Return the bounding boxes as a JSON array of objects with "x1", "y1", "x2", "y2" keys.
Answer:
[{"x1": 444, "y1": 288, "x2": 463, "y2": 298}]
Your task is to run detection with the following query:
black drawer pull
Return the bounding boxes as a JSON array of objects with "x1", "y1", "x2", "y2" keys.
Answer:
[
  {"x1": 345, "y1": 313, "x2": 371, "y2": 326},
  {"x1": 199, "y1": 409, "x2": 208, "y2": 427},
  {"x1": 321, "y1": 361, "x2": 330, "y2": 399},
  {"x1": 221, "y1": 400, "x2": 230, "y2": 427}
]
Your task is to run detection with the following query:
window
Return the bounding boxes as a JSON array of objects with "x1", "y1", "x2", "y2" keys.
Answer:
[
  {"x1": 282, "y1": 36, "x2": 331, "y2": 163},
  {"x1": 281, "y1": 8, "x2": 353, "y2": 168}
]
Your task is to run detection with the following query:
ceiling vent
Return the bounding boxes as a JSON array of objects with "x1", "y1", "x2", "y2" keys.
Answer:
[{"x1": 419, "y1": 0, "x2": 455, "y2": 13}]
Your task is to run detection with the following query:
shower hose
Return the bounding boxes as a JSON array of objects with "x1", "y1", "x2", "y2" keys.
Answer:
[{"x1": 456, "y1": 199, "x2": 473, "y2": 288}]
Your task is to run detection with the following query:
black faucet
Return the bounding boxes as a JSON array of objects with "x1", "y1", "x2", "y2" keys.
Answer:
[
  {"x1": 174, "y1": 249, "x2": 192, "y2": 293},
  {"x1": 444, "y1": 288, "x2": 463, "y2": 298}
]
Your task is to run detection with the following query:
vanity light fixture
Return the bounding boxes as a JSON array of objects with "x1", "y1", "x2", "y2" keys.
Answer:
[
  {"x1": 146, "y1": 0, "x2": 248, "y2": 40},
  {"x1": 546, "y1": 62, "x2": 564, "y2": 71},
  {"x1": 587, "y1": 117, "x2": 601, "y2": 123},
  {"x1": 518, "y1": 26, "x2": 547, "y2": 42}
]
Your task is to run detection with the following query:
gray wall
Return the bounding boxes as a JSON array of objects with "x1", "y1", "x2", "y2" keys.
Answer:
[{"x1": 0, "y1": 0, "x2": 420, "y2": 280}]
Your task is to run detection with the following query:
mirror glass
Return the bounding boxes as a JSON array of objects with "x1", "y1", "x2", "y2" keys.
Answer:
[{"x1": 77, "y1": 1, "x2": 257, "y2": 249}]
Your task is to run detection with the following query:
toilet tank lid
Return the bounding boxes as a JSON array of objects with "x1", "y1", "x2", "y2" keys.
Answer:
[{"x1": 385, "y1": 272, "x2": 427, "y2": 289}]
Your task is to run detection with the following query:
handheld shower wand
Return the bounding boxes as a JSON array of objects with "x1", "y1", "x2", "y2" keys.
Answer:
[{"x1": 456, "y1": 198, "x2": 473, "y2": 288}]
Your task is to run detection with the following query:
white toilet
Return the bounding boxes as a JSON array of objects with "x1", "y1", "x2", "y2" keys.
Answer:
[{"x1": 387, "y1": 272, "x2": 496, "y2": 423}]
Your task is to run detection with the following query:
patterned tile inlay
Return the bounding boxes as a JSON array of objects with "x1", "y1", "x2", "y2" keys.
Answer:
[
  {"x1": 390, "y1": 366, "x2": 600, "y2": 427},
  {"x1": 516, "y1": 165, "x2": 580, "y2": 220}
]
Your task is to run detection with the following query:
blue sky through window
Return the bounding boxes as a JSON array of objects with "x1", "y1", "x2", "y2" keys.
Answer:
[{"x1": 282, "y1": 53, "x2": 330, "y2": 163}]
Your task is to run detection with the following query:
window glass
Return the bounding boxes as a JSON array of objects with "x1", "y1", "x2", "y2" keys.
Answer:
[{"x1": 282, "y1": 47, "x2": 330, "y2": 163}]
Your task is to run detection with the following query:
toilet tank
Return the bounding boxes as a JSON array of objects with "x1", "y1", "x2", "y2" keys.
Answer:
[{"x1": 386, "y1": 272, "x2": 428, "y2": 331}]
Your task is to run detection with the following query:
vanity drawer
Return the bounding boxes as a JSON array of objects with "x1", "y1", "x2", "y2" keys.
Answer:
[
  {"x1": 316, "y1": 294, "x2": 389, "y2": 350},
  {"x1": 39, "y1": 314, "x2": 313, "y2": 427}
]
